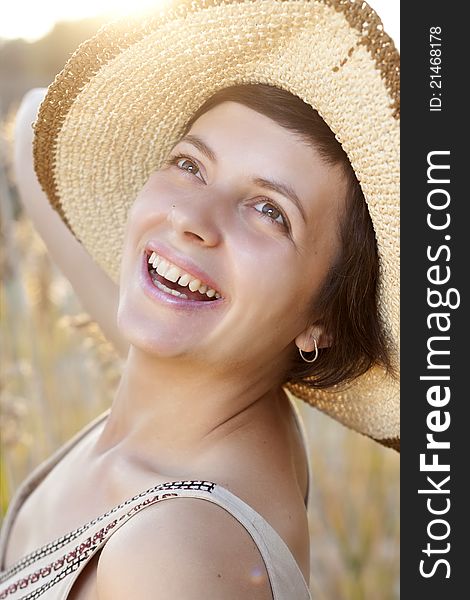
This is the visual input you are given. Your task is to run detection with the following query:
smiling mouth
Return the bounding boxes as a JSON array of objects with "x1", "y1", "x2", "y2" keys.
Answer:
[{"x1": 146, "y1": 251, "x2": 221, "y2": 302}]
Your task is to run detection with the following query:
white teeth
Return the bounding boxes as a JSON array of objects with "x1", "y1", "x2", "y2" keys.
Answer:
[
  {"x1": 151, "y1": 276, "x2": 188, "y2": 299},
  {"x1": 156, "y1": 259, "x2": 170, "y2": 277},
  {"x1": 170, "y1": 289, "x2": 184, "y2": 297},
  {"x1": 165, "y1": 266, "x2": 181, "y2": 282},
  {"x1": 147, "y1": 251, "x2": 222, "y2": 299},
  {"x1": 188, "y1": 279, "x2": 201, "y2": 292},
  {"x1": 178, "y1": 273, "x2": 192, "y2": 286}
]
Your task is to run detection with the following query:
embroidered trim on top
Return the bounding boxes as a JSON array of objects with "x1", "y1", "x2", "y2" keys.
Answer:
[{"x1": 0, "y1": 480, "x2": 216, "y2": 598}]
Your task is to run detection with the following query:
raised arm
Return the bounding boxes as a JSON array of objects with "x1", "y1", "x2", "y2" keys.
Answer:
[{"x1": 14, "y1": 89, "x2": 129, "y2": 359}]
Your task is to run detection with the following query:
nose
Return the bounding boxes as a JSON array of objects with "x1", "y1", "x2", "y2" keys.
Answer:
[{"x1": 168, "y1": 196, "x2": 222, "y2": 247}]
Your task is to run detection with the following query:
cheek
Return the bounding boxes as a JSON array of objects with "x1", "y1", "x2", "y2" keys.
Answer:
[
  {"x1": 263, "y1": 252, "x2": 330, "y2": 323},
  {"x1": 130, "y1": 183, "x2": 168, "y2": 223},
  {"x1": 121, "y1": 178, "x2": 178, "y2": 250},
  {"x1": 233, "y1": 248, "x2": 314, "y2": 316}
]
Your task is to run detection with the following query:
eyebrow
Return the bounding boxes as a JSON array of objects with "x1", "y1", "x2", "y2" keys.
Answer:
[
  {"x1": 177, "y1": 134, "x2": 217, "y2": 163},
  {"x1": 176, "y1": 134, "x2": 307, "y2": 223}
]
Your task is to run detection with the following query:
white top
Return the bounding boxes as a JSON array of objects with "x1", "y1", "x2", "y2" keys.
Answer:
[{"x1": 0, "y1": 400, "x2": 312, "y2": 599}]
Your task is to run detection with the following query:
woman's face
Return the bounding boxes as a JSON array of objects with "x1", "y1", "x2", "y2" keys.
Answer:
[{"x1": 118, "y1": 101, "x2": 347, "y2": 378}]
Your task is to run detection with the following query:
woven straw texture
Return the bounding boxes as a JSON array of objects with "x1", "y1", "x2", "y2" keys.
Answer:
[{"x1": 33, "y1": 0, "x2": 400, "y2": 450}]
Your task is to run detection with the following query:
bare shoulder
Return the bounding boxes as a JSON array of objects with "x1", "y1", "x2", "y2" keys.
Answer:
[{"x1": 96, "y1": 496, "x2": 273, "y2": 599}]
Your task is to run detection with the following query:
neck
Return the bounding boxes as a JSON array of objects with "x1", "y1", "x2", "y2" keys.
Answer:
[{"x1": 94, "y1": 345, "x2": 288, "y2": 471}]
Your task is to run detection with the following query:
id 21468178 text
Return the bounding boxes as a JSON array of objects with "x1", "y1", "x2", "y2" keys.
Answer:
[{"x1": 429, "y1": 26, "x2": 443, "y2": 112}]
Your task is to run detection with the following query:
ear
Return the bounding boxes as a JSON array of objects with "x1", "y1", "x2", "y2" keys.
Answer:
[{"x1": 295, "y1": 324, "x2": 332, "y2": 353}]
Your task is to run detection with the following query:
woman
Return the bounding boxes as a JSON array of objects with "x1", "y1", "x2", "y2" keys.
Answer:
[{"x1": 0, "y1": 1, "x2": 399, "y2": 598}]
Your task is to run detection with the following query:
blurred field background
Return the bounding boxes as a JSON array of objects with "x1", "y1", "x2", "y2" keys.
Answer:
[{"x1": 0, "y1": 5, "x2": 399, "y2": 598}]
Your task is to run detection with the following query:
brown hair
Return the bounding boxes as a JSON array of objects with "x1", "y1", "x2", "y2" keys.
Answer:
[{"x1": 181, "y1": 83, "x2": 393, "y2": 388}]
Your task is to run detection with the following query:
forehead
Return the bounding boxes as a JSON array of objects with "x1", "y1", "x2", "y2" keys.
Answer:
[{"x1": 186, "y1": 101, "x2": 319, "y2": 168}]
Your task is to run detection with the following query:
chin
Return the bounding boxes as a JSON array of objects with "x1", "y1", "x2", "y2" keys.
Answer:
[{"x1": 116, "y1": 300, "x2": 190, "y2": 358}]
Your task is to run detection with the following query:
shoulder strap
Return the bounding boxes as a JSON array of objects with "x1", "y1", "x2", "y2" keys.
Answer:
[
  {"x1": 287, "y1": 394, "x2": 312, "y2": 507},
  {"x1": 0, "y1": 480, "x2": 311, "y2": 600},
  {"x1": 0, "y1": 400, "x2": 311, "y2": 567},
  {"x1": 187, "y1": 483, "x2": 312, "y2": 600}
]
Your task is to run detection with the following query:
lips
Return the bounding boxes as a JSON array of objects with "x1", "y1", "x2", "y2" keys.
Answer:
[
  {"x1": 145, "y1": 242, "x2": 223, "y2": 290},
  {"x1": 146, "y1": 250, "x2": 222, "y2": 300},
  {"x1": 139, "y1": 244, "x2": 225, "y2": 309},
  {"x1": 147, "y1": 256, "x2": 215, "y2": 302}
]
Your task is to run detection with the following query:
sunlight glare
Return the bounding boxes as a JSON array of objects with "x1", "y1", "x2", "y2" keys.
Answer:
[
  {"x1": 1, "y1": 0, "x2": 167, "y2": 42},
  {"x1": 1, "y1": 0, "x2": 398, "y2": 47}
]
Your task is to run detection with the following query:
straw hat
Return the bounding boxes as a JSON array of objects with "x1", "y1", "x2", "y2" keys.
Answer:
[{"x1": 32, "y1": 0, "x2": 400, "y2": 451}]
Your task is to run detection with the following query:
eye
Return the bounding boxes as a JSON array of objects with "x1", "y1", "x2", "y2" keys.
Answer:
[
  {"x1": 166, "y1": 153, "x2": 204, "y2": 181},
  {"x1": 253, "y1": 200, "x2": 289, "y2": 231}
]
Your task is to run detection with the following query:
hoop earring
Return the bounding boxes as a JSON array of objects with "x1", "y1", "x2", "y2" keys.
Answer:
[{"x1": 299, "y1": 337, "x2": 319, "y2": 363}]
